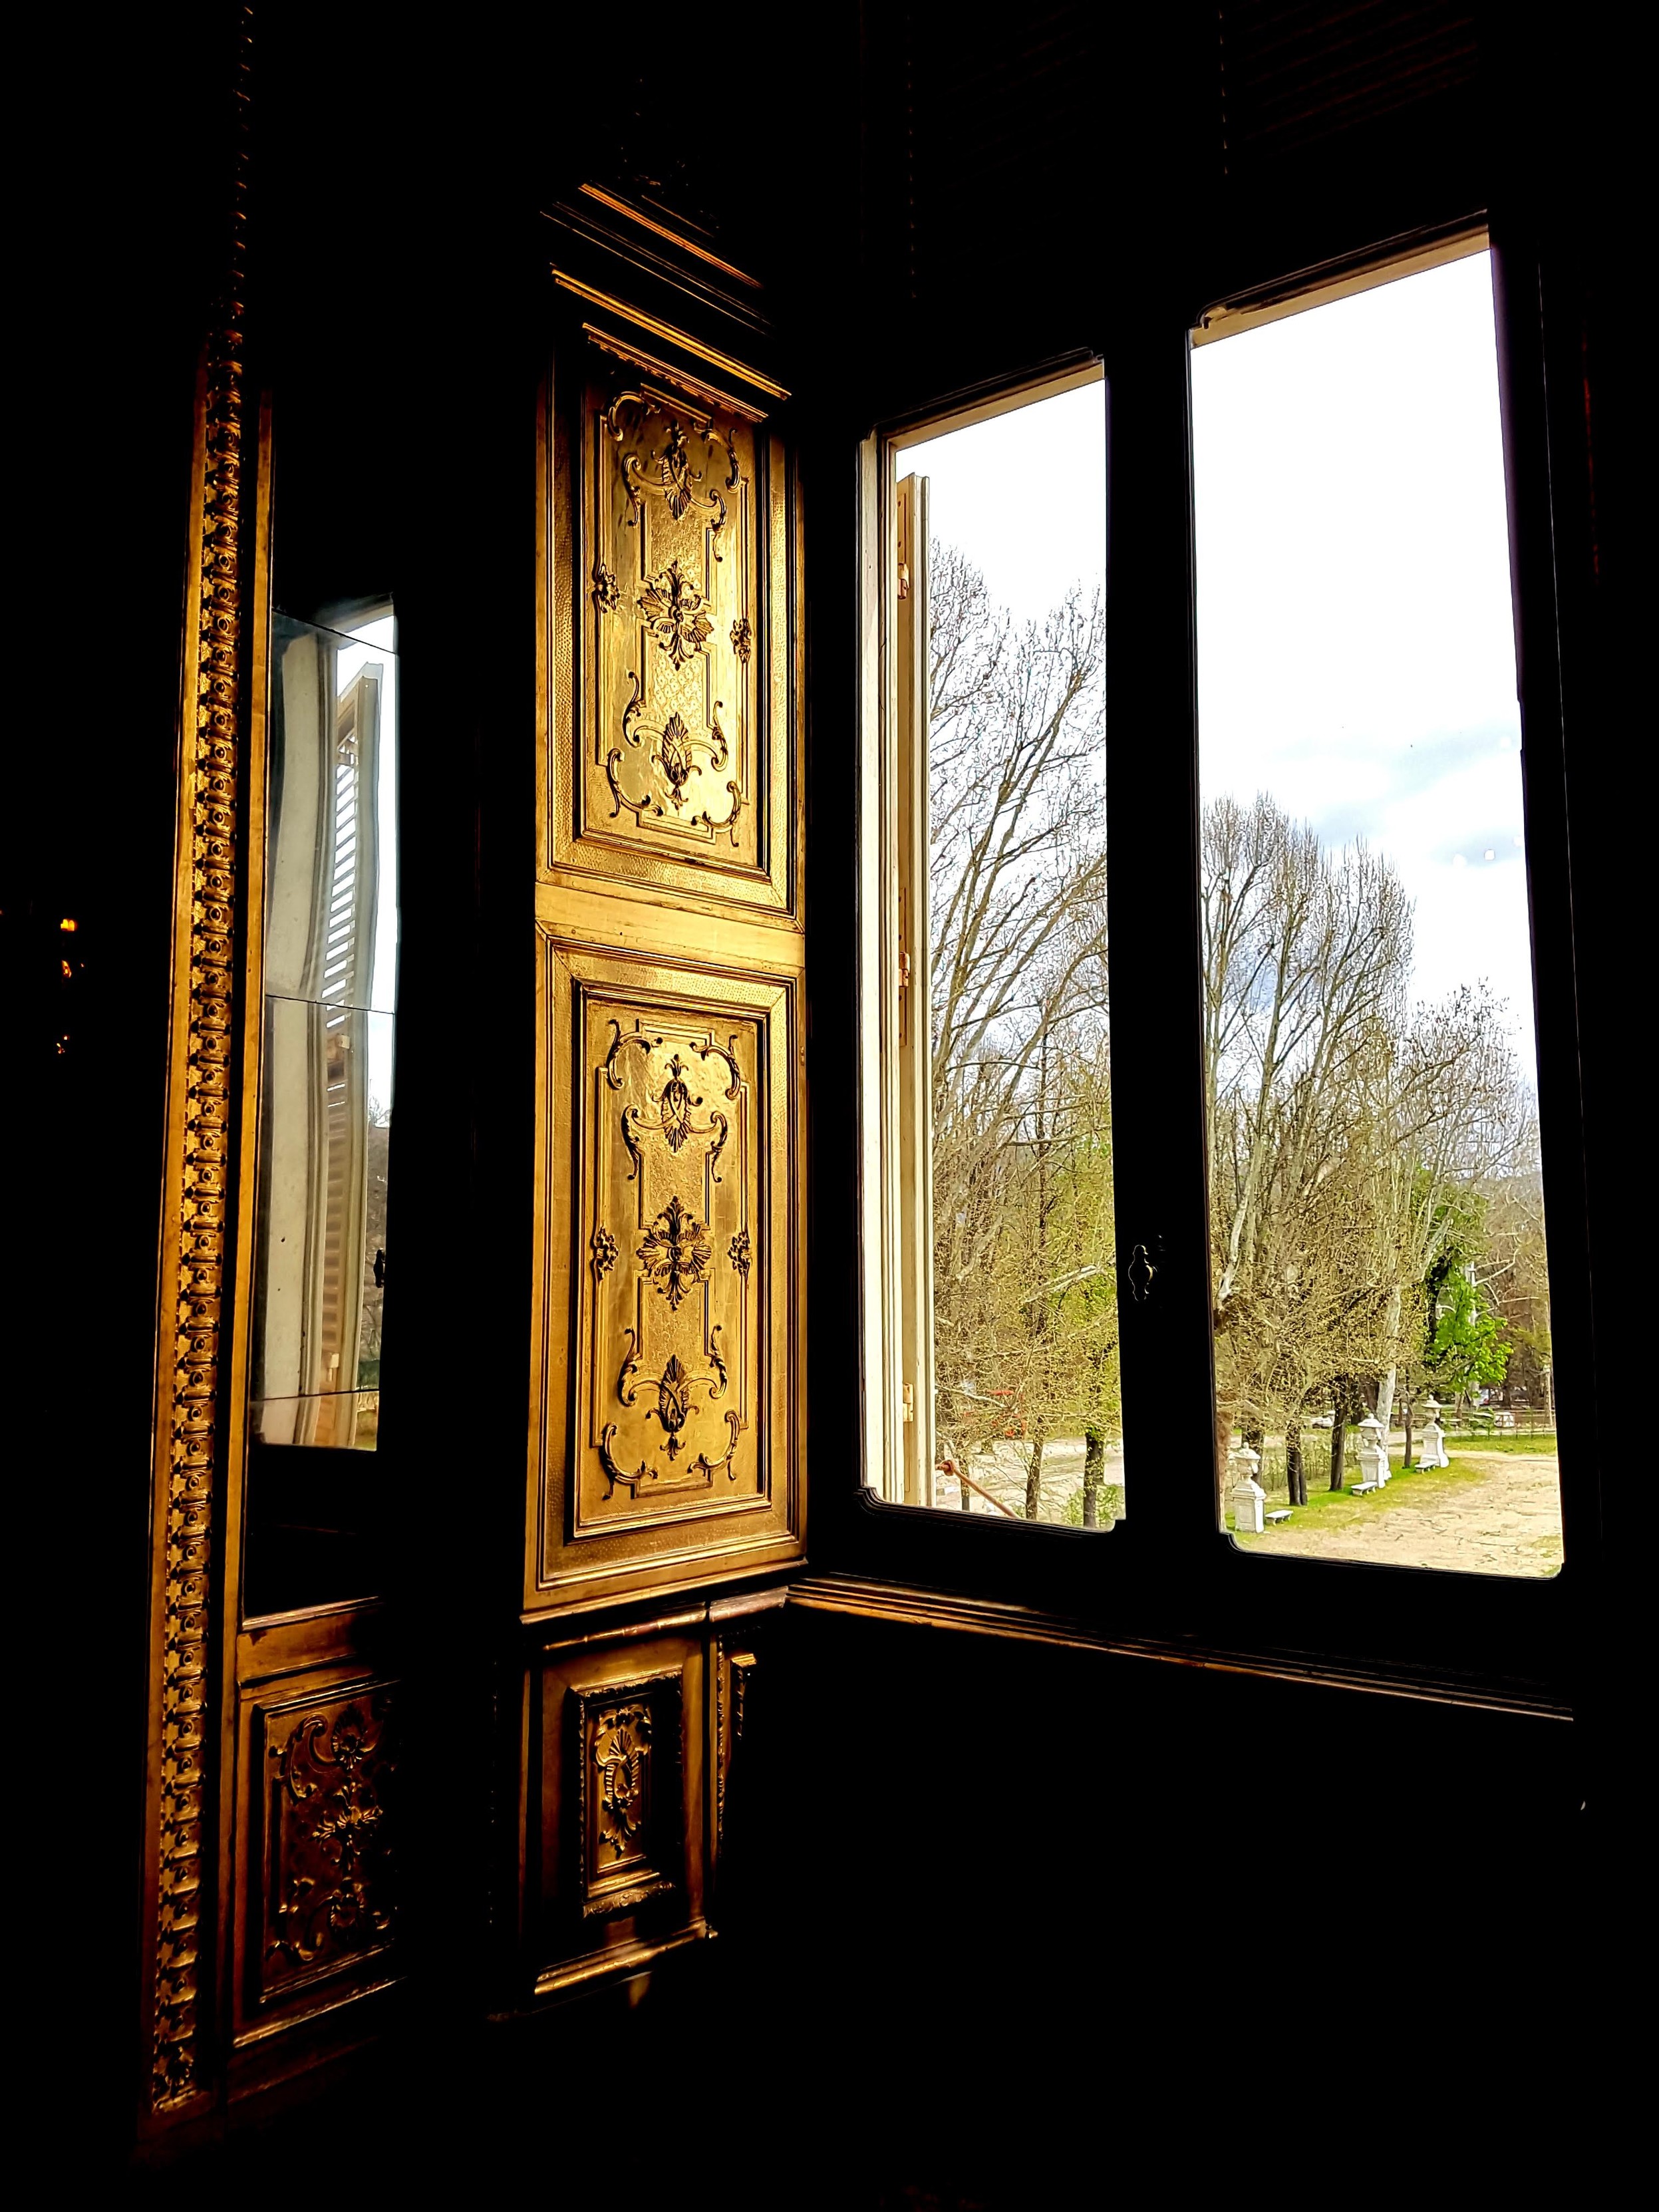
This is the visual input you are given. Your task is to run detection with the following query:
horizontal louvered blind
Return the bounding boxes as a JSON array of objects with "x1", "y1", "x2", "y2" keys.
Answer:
[
  {"x1": 866, "y1": 4, "x2": 1102, "y2": 312},
  {"x1": 1219, "y1": 1, "x2": 1480, "y2": 170}
]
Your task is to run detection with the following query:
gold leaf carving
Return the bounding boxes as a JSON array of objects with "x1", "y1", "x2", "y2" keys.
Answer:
[
  {"x1": 149, "y1": 0, "x2": 254, "y2": 2112},
  {"x1": 593, "y1": 1704, "x2": 650, "y2": 1851},
  {"x1": 654, "y1": 1354, "x2": 692, "y2": 1456},
  {"x1": 576, "y1": 1000, "x2": 762, "y2": 1527},
  {"x1": 659, "y1": 714, "x2": 694, "y2": 805},
  {"x1": 572, "y1": 1674, "x2": 684, "y2": 1919},
  {"x1": 638, "y1": 559, "x2": 714, "y2": 669},
  {"x1": 578, "y1": 369, "x2": 764, "y2": 871},
  {"x1": 657, "y1": 419, "x2": 697, "y2": 520},
  {"x1": 637, "y1": 1195, "x2": 711, "y2": 1311},
  {"x1": 264, "y1": 1694, "x2": 398, "y2": 1991},
  {"x1": 658, "y1": 1056, "x2": 698, "y2": 1150}
]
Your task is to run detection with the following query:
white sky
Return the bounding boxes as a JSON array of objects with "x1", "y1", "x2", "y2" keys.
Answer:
[{"x1": 899, "y1": 250, "x2": 1537, "y2": 1076}]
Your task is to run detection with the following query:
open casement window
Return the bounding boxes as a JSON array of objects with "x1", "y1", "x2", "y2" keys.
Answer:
[
  {"x1": 871, "y1": 369, "x2": 1126, "y2": 1537},
  {"x1": 853, "y1": 232, "x2": 1584, "y2": 1672}
]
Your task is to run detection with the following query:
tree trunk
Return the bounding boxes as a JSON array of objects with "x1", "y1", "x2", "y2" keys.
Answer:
[
  {"x1": 1329, "y1": 1383, "x2": 1348, "y2": 1491},
  {"x1": 1375, "y1": 1285, "x2": 1403, "y2": 1435},
  {"x1": 1025, "y1": 1423, "x2": 1046, "y2": 1520},
  {"x1": 1402, "y1": 1396, "x2": 1414, "y2": 1471},
  {"x1": 1082, "y1": 1426, "x2": 1105, "y2": 1528},
  {"x1": 1286, "y1": 1422, "x2": 1306, "y2": 1508}
]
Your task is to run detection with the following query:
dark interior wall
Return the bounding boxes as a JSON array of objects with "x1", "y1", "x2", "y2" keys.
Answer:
[
  {"x1": 714, "y1": 1611, "x2": 1597, "y2": 2188},
  {"x1": 13, "y1": 5, "x2": 240, "y2": 2156}
]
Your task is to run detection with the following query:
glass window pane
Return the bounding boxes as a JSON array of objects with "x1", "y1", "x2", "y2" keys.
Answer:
[
  {"x1": 893, "y1": 377, "x2": 1124, "y2": 1529},
  {"x1": 1192, "y1": 247, "x2": 1561, "y2": 1577}
]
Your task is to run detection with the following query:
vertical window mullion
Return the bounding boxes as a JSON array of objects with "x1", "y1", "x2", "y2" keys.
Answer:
[{"x1": 1104, "y1": 334, "x2": 1221, "y2": 1561}]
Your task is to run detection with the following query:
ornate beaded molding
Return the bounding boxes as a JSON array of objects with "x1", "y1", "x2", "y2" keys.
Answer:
[{"x1": 147, "y1": 3, "x2": 254, "y2": 2114}]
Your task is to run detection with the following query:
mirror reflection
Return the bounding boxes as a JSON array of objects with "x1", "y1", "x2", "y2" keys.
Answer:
[{"x1": 250, "y1": 610, "x2": 398, "y2": 1465}]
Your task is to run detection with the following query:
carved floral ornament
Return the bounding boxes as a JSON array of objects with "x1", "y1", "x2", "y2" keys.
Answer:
[
  {"x1": 637, "y1": 1193, "x2": 712, "y2": 1311},
  {"x1": 638, "y1": 559, "x2": 714, "y2": 669}
]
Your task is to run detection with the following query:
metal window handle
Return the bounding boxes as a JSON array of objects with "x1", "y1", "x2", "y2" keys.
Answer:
[{"x1": 1128, "y1": 1242, "x2": 1158, "y2": 1304}]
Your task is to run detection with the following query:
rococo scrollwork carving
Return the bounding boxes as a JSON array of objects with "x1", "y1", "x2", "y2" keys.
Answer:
[
  {"x1": 264, "y1": 1693, "x2": 398, "y2": 1991},
  {"x1": 572, "y1": 1672, "x2": 684, "y2": 1919},
  {"x1": 585, "y1": 370, "x2": 755, "y2": 859}
]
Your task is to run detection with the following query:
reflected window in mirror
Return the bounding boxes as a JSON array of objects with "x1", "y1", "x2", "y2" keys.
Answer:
[{"x1": 245, "y1": 605, "x2": 398, "y2": 1617}]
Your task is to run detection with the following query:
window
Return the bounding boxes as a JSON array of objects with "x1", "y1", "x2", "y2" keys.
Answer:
[
  {"x1": 861, "y1": 234, "x2": 1570, "y2": 1617},
  {"x1": 871, "y1": 370, "x2": 1124, "y2": 1532},
  {"x1": 1191, "y1": 239, "x2": 1563, "y2": 1579}
]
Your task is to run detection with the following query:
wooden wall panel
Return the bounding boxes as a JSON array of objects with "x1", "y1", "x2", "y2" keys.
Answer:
[
  {"x1": 529, "y1": 937, "x2": 801, "y2": 1603},
  {"x1": 528, "y1": 1627, "x2": 709, "y2": 1994},
  {"x1": 231, "y1": 1615, "x2": 405, "y2": 2059},
  {"x1": 547, "y1": 316, "x2": 796, "y2": 922}
]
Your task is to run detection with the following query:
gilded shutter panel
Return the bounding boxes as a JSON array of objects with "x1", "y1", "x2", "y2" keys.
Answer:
[{"x1": 529, "y1": 237, "x2": 805, "y2": 1615}]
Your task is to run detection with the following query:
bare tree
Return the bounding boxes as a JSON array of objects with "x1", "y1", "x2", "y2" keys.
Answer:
[{"x1": 925, "y1": 547, "x2": 1120, "y2": 1519}]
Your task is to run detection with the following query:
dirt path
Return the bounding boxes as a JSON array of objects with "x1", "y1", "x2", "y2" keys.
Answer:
[
  {"x1": 942, "y1": 1436, "x2": 1124, "y2": 1525},
  {"x1": 1240, "y1": 1450, "x2": 1563, "y2": 1577}
]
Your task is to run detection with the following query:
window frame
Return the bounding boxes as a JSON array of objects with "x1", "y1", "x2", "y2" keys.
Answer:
[{"x1": 833, "y1": 223, "x2": 1593, "y2": 1699}]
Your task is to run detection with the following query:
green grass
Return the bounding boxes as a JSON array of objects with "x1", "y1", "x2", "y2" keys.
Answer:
[
  {"x1": 1227, "y1": 1446, "x2": 1532, "y2": 1536},
  {"x1": 1435, "y1": 1429, "x2": 1557, "y2": 1456}
]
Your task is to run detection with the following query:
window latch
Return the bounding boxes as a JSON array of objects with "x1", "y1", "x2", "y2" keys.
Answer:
[{"x1": 1127, "y1": 1241, "x2": 1158, "y2": 1304}]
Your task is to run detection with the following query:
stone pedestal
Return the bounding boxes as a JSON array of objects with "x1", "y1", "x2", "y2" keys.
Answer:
[
  {"x1": 1416, "y1": 1396, "x2": 1449, "y2": 1470},
  {"x1": 1356, "y1": 1412, "x2": 1389, "y2": 1488},
  {"x1": 1229, "y1": 1443, "x2": 1265, "y2": 1535}
]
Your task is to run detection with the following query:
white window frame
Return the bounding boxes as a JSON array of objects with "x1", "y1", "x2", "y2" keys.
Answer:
[{"x1": 857, "y1": 364, "x2": 1107, "y2": 1514}]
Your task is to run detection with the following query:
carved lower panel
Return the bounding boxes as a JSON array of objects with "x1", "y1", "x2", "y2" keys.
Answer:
[
  {"x1": 531, "y1": 935, "x2": 801, "y2": 1604},
  {"x1": 258, "y1": 1684, "x2": 399, "y2": 2000},
  {"x1": 528, "y1": 1631, "x2": 707, "y2": 1994},
  {"x1": 572, "y1": 1670, "x2": 684, "y2": 1918},
  {"x1": 234, "y1": 1667, "x2": 403, "y2": 2041}
]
